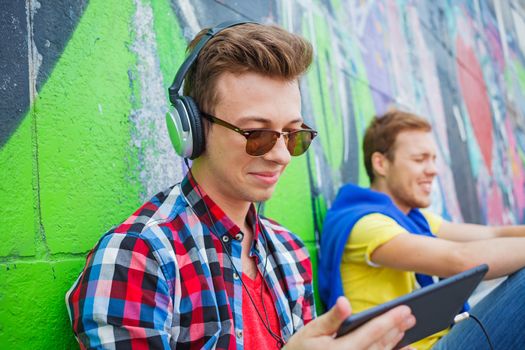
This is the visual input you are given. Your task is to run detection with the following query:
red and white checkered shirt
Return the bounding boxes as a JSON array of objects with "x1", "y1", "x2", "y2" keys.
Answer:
[{"x1": 66, "y1": 172, "x2": 315, "y2": 349}]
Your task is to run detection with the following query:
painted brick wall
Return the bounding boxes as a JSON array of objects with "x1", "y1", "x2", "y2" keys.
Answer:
[{"x1": 1, "y1": 1, "x2": 525, "y2": 348}]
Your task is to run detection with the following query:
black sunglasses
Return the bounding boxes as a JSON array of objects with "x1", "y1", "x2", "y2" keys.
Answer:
[{"x1": 202, "y1": 113, "x2": 317, "y2": 157}]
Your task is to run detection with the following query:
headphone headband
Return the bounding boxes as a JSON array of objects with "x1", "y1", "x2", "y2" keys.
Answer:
[{"x1": 168, "y1": 20, "x2": 255, "y2": 104}]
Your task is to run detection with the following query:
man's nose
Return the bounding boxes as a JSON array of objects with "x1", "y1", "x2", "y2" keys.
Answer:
[
  {"x1": 263, "y1": 135, "x2": 291, "y2": 165},
  {"x1": 426, "y1": 159, "x2": 438, "y2": 175}
]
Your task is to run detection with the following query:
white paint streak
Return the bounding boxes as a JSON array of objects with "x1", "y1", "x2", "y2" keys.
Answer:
[
  {"x1": 176, "y1": 0, "x2": 200, "y2": 37},
  {"x1": 511, "y1": 7, "x2": 525, "y2": 63},
  {"x1": 453, "y1": 105, "x2": 467, "y2": 142},
  {"x1": 494, "y1": 0, "x2": 510, "y2": 66},
  {"x1": 26, "y1": 0, "x2": 42, "y2": 105},
  {"x1": 131, "y1": 0, "x2": 184, "y2": 200}
]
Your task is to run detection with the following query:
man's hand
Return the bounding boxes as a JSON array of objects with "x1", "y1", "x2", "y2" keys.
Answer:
[{"x1": 285, "y1": 297, "x2": 415, "y2": 350}]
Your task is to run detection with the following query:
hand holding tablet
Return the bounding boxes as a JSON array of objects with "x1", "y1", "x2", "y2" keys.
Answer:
[{"x1": 284, "y1": 297, "x2": 415, "y2": 350}]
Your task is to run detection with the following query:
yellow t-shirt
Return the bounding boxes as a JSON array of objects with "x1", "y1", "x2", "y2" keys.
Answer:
[{"x1": 341, "y1": 210, "x2": 445, "y2": 350}]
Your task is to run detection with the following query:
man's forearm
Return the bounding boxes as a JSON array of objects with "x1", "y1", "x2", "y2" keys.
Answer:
[
  {"x1": 458, "y1": 237, "x2": 525, "y2": 279},
  {"x1": 493, "y1": 225, "x2": 525, "y2": 238}
]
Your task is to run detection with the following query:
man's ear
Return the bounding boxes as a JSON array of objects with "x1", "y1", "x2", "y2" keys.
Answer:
[{"x1": 371, "y1": 151, "x2": 389, "y2": 178}]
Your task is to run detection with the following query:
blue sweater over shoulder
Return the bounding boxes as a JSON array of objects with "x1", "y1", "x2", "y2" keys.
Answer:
[{"x1": 318, "y1": 183, "x2": 437, "y2": 308}]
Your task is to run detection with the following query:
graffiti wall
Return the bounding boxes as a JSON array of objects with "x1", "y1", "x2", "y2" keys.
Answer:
[{"x1": 1, "y1": 0, "x2": 525, "y2": 348}]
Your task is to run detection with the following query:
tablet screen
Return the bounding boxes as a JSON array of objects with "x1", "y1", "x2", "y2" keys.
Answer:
[{"x1": 336, "y1": 264, "x2": 488, "y2": 348}]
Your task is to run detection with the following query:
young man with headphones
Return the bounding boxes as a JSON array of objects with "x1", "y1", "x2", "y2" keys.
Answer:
[{"x1": 66, "y1": 22, "x2": 415, "y2": 349}]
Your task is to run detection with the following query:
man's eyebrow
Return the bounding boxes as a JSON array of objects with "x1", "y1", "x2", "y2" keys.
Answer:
[
  {"x1": 410, "y1": 152, "x2": 436, "y2": 157},
  {"x1": 236, "y1": 116, "x2": 304, "y2": 125}
]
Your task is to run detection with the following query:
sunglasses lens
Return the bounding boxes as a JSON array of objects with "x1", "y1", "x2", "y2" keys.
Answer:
[
  {"x1": 287, "y1": 130, "x2": 314, "y2": 156},
  {"x1": 246, "y1": 130, "x2": 279, "y2": 156},
  {"x1": 245, "y1": 129, "x2": 316, "y2": 157}
]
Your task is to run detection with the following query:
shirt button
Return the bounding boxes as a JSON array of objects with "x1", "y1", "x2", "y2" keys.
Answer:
[
  {"x1": 222, "y1": 235, "x2": 230, "y2": 243},
  {"x1": 236, "y1": 330, "x2": 243, "y2": 339},
  {"x1": 233, "y1": 272, "x2": 240, "y2": 280},
  {"x1": 235, "y1": 232, "x2": 244, "y2": 241}
]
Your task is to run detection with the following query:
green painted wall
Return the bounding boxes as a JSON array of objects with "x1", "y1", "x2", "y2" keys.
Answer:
[{"x1": 1, "y1": 0, "x2": 143, "y2": 347}]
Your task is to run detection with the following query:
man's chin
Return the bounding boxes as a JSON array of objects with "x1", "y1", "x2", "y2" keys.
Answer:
[
  {"x1": 415, "y1": 198, "x2": 432, "y2": 208},
  {"x1": 248, "y1": 188, "x2": 275, "y2": 203}
]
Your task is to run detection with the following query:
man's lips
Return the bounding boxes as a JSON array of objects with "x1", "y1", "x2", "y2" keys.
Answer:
[
  {"x1": 418, "y1": 181, "x2": 433, "y2": 193},
  {"x1": 249, "y1": 171, "x2": 281, "y2": 185}
]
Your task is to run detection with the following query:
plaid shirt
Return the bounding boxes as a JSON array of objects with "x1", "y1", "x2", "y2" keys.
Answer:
[{"x1": 66, "y1": 172, "x2": 315, "y2": 349}]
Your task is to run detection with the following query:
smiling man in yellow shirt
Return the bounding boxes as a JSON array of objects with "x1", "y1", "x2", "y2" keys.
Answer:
[{"x1": 319, "y1": 110, "x2": 525, "y2": 349}]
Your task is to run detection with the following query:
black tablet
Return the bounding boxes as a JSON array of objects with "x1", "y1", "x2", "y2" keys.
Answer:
[{"x1": 335, "y1": 264, "x2": 488, "y2": 349}]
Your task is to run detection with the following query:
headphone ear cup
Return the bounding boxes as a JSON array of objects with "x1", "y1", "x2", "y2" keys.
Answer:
[
  {"x1": 183, "y1": 97, "x2": 205, "y2": 159},
  {"x1": 166, "y1": 97, "x2": 194, "y2": 158}
]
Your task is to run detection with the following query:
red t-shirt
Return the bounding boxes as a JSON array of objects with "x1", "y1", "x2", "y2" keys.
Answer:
[{"x1": 242, "y1": 271, "x2": 282, "y2": 350}]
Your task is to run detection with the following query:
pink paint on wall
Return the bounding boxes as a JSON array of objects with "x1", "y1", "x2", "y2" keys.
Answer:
[
  {"x1": 456, "y1": 37, "x2": 493, "y2": 174},
  {"x1": 487, "y1": 181, "x2": 505, "y2": 225}
]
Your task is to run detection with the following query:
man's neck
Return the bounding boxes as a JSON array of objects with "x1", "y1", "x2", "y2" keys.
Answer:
[
  {"x1": 190, "y1": 164, "x2": 251, "y2": 230},
  {"x1": 190, "y1": 163, "x2": 258, "y2": 279},
  {"x1": 370, "y1": 181, "x2": 411, "y2": 214}
]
